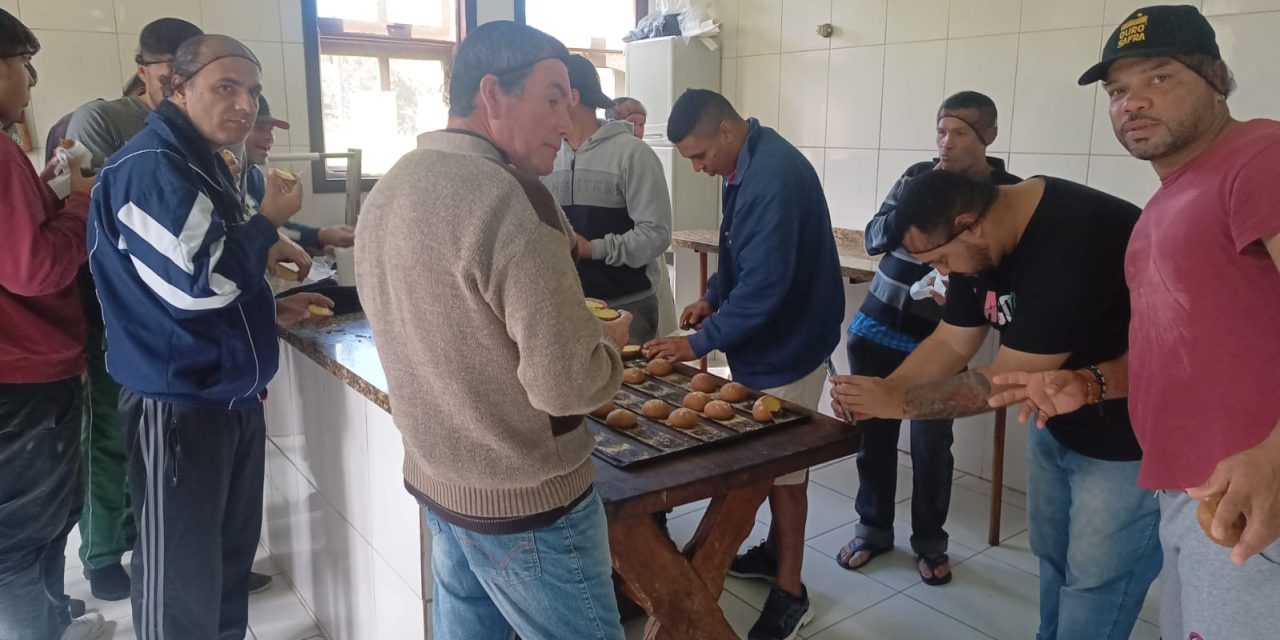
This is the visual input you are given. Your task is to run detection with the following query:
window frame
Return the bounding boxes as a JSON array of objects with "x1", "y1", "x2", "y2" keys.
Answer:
[{"x1": 302, "y1": 0, "x2": 461, "y2": 193}]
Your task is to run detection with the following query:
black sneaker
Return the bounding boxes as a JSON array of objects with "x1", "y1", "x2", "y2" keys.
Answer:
[
  {"x1": 248, "y1": 572, "x2": 273, "y2": 594},
  {"x1": 748, "y1": 584, "x2": 813, "y2": 640},
  {"x1": 728, "y1": 541, "x2": 777, "y2": 582},
  {"x1": 84, "y1": 564, "x2": 130, "y2": 601},
  {"x1": 68, "y1": 598, "x2": 86, "y2": 619}
]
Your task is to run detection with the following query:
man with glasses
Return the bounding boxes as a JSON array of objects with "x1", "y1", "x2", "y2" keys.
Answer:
[
  {"x1": 1, "y1": 9, "x2": 107, "y2": 639},
  {"x1": 830, "y1": 170, "x2": 1160, "y2": 640}
]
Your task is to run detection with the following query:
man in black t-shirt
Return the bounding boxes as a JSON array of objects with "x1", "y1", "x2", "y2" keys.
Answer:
[{"x1": 830, "y1": 170, "x2": 1161, "y2": 640}]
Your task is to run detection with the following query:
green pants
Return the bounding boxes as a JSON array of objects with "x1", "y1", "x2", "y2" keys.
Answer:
[{"x1": 78, "y1": 338, "x2": 135, "y2": 571}]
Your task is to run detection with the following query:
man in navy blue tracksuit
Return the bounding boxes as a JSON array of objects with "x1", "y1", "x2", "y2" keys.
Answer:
[
  {"x1": 88, "y1": 36, "x2": 306, "y2": 640},
  {"x1": 647, "y1": 89, "x2": 844, "y2": 640}
]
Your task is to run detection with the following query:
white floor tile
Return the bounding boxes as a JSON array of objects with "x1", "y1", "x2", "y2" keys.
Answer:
[
  {"x1": 108, "y1": 615, "x2": 132, "y2": 639},
  {"x1": 725, "y1": 544, "x2": 896, "y2": 637},
  {"x1": 65, "y1": 527, "x2": 83, "y2": 571},
  {"x1": 623, "y1": 591, "x2": 762, "y2": 639},
  {"x1": 247, "y1": 575, "x2": 322, "y2": 640},
  {"x1": 980, "y1": 530, "x2": 1038, "y2": 576},
  {"x1": 811, "y1": 459, "x2": 915, "y2": 504},
  {"x1": 896, "y1": 485, "x2": 1027, "y2": 552},
  {"x1": 665, "y1": 508, "x2": 771, "y2": 557},
  {"x1": 806, "y1": 521, "x2": 981, "y2": 593},
  {"x1": 1138, "y1": 573, "x2": 1162, "y2": 626},
  {"x1": 904, "y1": 553, "x2": 1040, "y2": 640},
  {"x1": 954, "y1": 473, "x2": 1029, "y2": 511},
  {"x1": 253, "y1": 544, "x2": 282, "y2": 577},
  {"x1": 807, "y1": 593, "x2": 994, "y2": 640},
  {"x1": 1130, "y1": 619, "x2": 1161, "y2": 640},
  {"x1": 63, "y1": 566, "x2": 133, "y2": 624},
  {"x1": 754, "y1": 482, "x2": 859, "y2": 541}
]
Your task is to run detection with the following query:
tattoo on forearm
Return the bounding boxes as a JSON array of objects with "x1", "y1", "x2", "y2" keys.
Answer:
[{"x1": 903, "y1": 371, "x2": 994, "y2": 420}]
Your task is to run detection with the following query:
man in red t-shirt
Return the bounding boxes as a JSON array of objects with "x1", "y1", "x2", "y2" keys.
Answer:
[
  {"x1": 0, "y1": 9, "x2": 106, "y2": 640},
  {"x1": 992, "y1": 6, "x2": 1280, "y2": 639}
]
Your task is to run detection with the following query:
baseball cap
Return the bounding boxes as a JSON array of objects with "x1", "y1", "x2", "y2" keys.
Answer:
[
  {"x1": 1078, "y1": 5, "x2": 1221, "y2": 85},
  {"x1": 565, "y1": 54, "x2": 612, "y2": 110},
  {"x1": 256, "y1": 95, "x2": 290, "y2": 130}
]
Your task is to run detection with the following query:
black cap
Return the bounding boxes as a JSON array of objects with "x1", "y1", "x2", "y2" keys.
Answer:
[
  {"x1": 137, "y1": 18, "x2": 203, "y2": 62},
  {"x1": 566, "y1": 55, "x2": 612, "y2": 110},
  {"x1": 256, "y1": 95, "x2": 290, "y2": 130},
  {"x1": 1078, "y1": 5, "x2": 1220, "y2": 85}
]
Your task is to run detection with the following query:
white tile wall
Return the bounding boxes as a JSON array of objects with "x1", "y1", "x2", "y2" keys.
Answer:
[
  {"x1": 779, "y1": 50, "x2": 830, "y2": 147},
  {"x1": 780, "y1": 0, "x2": 831, "y2": 53},
  {"x1": 879, "y1": 40, "x2": 947, "y2": 150},
  {"x1": 1106, "y1": 0, "x2": 1200, "y2": 26},
  {"x1": 825, "y1": 44, "x2": 884, "y2": 148},
  {"x1": 114, "y1": 0, "x2": 201, "y2": 34},
  {"x1": 944, "y1": 34, "x2": 1020, "y2": 153},
  {"x1": 885, "y1": 0, "x2": 949, "y2": 43},
  {"x1": 949, "y1": 0, "x2": 1023, "y2": 38},
  {"x1": 716, "y1": 0, "x2": 741, "y2": 57},
  {"x1": 829, "y1": 0, "x2": 888, "y2": 47},
  {"x1": 798, "y1": 146, "x2": 826, "y2": 183},
  {"x1": 737, "y1": 53, "x2": 781, "y2": 126},
  {"x1": 26, "y1": 30, "x2": 125, "y2": 137},
  {"x1": 245, "y1": 39, "x2": 292, "y2": 148},
  {"x1": 1211, "y1": 11, "x2": 1280, "y2": 121},
  {"x1": 720, "y1": 57, "x2": 739, "y2": 103},
  {"x1": 281, "y1": 43, "x2": 310, "y2": 148},
  {"x1": 18, "y1": 0, "x2": 116, "y2": 32},
  {"x1": 737, "y1": 0, "x2": 783, "y2": 56},
  {"x1": 1009, "y1": 27, "x2": 1102, "y2": 154},
  {"x1": 0, "y1": 0, "x2": 19, "y2": 19},
  {"x1": 1086, "y1": 154, "x2": 1161, "y2": 207},
  {"x1": 1007, "y1": 153, "x2": 1091, "y2": 183},
  {"x1": 823, "y1": 148, "x2": 879, "y2": 230},
  {"x1": 1019, "y1": 0, "x2": 1106, "y2": 32},
  {"x1": 201, "y1": 0, "x2": 282, "y2": 43}
]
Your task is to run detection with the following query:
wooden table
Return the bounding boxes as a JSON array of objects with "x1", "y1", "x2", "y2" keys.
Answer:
[
  {"x1": 594, "y1": 368, "x2": 860, "y2": 639},
  {"x1": 668, "y1": 229, "x2": 1010, "y2": 547}
]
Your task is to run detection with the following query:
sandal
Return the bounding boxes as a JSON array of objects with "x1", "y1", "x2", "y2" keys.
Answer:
[
  {"x1": 835, "y1": 537, "x2": 891, "y2": 571},
  {"x1": 917, "y1": 553, "x2": 953, "y2": 586}
]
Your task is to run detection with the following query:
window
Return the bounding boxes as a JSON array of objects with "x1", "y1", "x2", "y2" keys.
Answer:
[
  {"x1": 303, "y1": 0, "x2": 459, "y2": 192},
  {"x1": 520, "y1": 0, "x2": 644, "y2": 99}
]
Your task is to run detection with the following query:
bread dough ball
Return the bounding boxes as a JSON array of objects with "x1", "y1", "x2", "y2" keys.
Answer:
[
  {"x1": 668, "y1": 408, "x2": 699, "y2": 430},
  {"x1": 718, "y1": 382, "x2": 748, "y2": 403},
  {"x1": 591, "y1": 401, "x2": 615, "y2": 419},
  {"x1": 1197, "y1": 494, "x2": 1246, "y2": 547},
  {"x1": 691, "y1": 373, "x2": 718, "y2": 393},
  {"x1": 641, "y1": 399, "x2": 671, "y2": 420},
  {"x1": 623, "y1": 368, "x2": 647, "y2": 385},
  {"x1": 605, "y1": 409, "x2": 638, "y2": 430},
  {"x1": 682, "y1": 392, "x2": 711, "y2": 412},
  {"x1": 752, "y1": 398, "x2": 775, "y2": 422},
  {"x1": 704, "y1": 400, "x2": 734, "y2": 421},
  {"x1": 647, "y1": 358, "x2": 674, "y2": 377}
]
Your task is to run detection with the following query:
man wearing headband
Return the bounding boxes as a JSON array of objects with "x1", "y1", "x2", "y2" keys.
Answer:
[
  {"x1": 830, "y1": 168, "x2": 1159, "y2": 639},
  {"x1": 834, "y1": 91, "x2": 1021, "y2": 587},
  {"x1": 994, "y1": 6, "x2": 1280, "y2": 638},
  {"x1": 356, "y1": 21, "x2": 629, "y2": 639},
  {"x1": 88, "y1": 34, "x2": 312, "y2": 639}
]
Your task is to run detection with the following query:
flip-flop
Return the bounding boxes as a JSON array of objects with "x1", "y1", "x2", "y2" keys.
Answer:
[
  {"x1": 835, "y1": 537, "x2": 891, "y2": 571},
  {"x1": 917, "y1": 553, "x2": 953, "y2": 586}
]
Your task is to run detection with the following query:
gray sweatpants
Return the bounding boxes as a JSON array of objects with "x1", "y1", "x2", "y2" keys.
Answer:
[{"x1": 1158, "y1": 491, "x2": 1280, "y2": 640}]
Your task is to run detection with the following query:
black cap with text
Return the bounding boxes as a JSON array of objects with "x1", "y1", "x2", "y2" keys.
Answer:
[{"x1": 1078, "y1": 5, "x2": 1221, "y2": 85}]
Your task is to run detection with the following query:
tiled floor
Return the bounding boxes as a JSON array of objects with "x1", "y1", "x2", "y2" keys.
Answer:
[
  {"x1": 66, "y1": 455, "x2": 1163, "y2": 640},
  {"x1": 62, "y1": 527, "x2": 326, "y2": 640},
  {"x1": 627, "y1": 454, "x2": 1164, "y2": 640}
]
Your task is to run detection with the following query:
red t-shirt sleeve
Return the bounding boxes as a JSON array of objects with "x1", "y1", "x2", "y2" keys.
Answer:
[
  {"x1": 1227, "y1": 139, "x2": 1280, "y2": 253},
  {"x1": 0, "y1": 139, "x2": 89, "y2": 297}
]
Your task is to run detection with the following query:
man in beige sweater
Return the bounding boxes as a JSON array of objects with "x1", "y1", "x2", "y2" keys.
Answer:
[{"x1": 355, "y1": 21, "x2": 631, "y2": 640}]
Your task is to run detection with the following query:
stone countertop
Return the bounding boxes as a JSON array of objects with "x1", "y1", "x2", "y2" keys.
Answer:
[
  {"x1": 278, "y1": 313, "x2": 391, "y2": 414},
  {"x1": 670, "y1": 228, "x2": 880, "y2": 283}
]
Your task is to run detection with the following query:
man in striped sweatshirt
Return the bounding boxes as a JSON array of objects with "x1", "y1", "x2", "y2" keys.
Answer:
[
  {"x1": 835, "y1": 92, "x2": 1020, "y2": 586},
  {"x1": 87, "y1": 35, "x2": 309, "y2": 639}
]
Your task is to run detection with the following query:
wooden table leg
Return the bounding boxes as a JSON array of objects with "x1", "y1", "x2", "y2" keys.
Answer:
[
  {"x1": 988, "y1": 408, "x2": 1007, "y2": 547},
  {"x1": 610, "y1": 481, "x2": 771, "y2": 640},
  {"x1": 698, "y1": 251, "x2": 708, "y2": 373}
]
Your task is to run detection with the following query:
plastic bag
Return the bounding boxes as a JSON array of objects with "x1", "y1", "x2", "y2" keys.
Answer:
[{"x1": 624, "y1": 0, "x2": 720, "y2": 43}]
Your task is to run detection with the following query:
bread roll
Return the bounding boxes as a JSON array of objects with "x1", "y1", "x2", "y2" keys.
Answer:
[
  {"x1": 668, "y1": 408, "x2": 699, "y2": 430},
  {"x1": 682, "y1": 392, "x2": 711, "y2": 412},
  {"x1": 1197, "y1": 493, "x2": 1246, "y2": 547},
  {"x1": 590, "y1": 401, "x2": 615, "y2": 419},
  {"x1": 718, "y1": 382, "x2": 748, "y2": 403},
  {"x1": 623, "y1": 369, "x2": 647, "y2": 385},
  {"x1": 691, "y1": 373, "x2": 718, "y2": 393},
  {"x1": 641, "y1": 399, "x2": 670, "y2": 420},
  {"x1": 647, "y1": 358, "x2": 673, "y2": 377},
  {"x1": 605, "y1": 409, "x2": 637, "y2": 430},
  {"x1": 752, "y1": 398, "x2": 775, "y2": 422},
  {"x1": 704, "y1": 400, "x2": 734, "y2": 421}
]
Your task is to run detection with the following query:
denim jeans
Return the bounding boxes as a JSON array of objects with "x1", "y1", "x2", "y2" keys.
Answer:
[
  {"x1": 848, "y1": 337, "x2": 955, "y2": 556},
  {"x1": 0, "y1": 379, "x2": 83, "y2": 640},
  {"x1": 1027, "y1": 424, "x2": 1161, "y2": 640},
  {"x1": 424, "y1": 489, "x2": 624, "y2": 640}
]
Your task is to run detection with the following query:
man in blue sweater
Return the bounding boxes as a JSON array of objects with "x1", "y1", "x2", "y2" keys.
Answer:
[
  {"x1": 646, "y1": 89, "x2": 844, "y2": 640},
  {"x1": 88, "y1": 35, "x2": 312, "y2": 639}
]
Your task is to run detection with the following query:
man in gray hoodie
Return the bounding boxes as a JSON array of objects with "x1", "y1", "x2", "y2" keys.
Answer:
[{"x1": 542, "y1": 55, "x2": 672, "y2": 344}]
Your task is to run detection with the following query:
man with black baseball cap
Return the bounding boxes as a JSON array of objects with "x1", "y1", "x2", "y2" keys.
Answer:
[
  {"x1": 542, "y1": 55, "x2": 672, "y2": 344},
  {"x1": 994, "y1": 5, "x2": 1280, "y2": 639}
]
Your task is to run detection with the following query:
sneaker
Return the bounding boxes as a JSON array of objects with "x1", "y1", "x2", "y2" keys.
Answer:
[
  {"x1": 84, "y1": 564, "x2": 130, "y2": 601},
  {"x1": 747, "y1": 585, "x2": 813, "y2": 640},
  {"x1": 248, "y1": 571, "x2": 273, "y2": 594},
  {"x1": 728, "y1": 541, "x2": 777, "y2": 582},
  {"x1": 61, "y1": 611, "x2": 106, "y2": 640},
  {"x1": 68, "y1": 598, "x2": 86, "y2": 619}
]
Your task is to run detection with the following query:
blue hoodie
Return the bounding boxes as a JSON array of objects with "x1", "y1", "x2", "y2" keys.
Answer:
[
  {"x1": 88, "y1": 101, "x2": 280, "y2": 409},
  {"x1": 687, "y1": 119, "x2": 845, "y2": 389}
]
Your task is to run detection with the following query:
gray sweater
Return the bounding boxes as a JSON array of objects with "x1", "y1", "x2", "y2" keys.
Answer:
[
  {"x1": 356, "y1": 129, "x2": 624, "y2": 522},
  {"x1": 66, "y1": 96, "x2": 150, "y2": 169},
  {"x1": 541, "y1": 120, "x2": 672, "y2": 305}
]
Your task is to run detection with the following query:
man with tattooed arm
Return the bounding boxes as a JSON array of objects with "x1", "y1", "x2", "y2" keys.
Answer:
[{"x1": 830, "y1": 169, "x2": 1159, "y2": 640}]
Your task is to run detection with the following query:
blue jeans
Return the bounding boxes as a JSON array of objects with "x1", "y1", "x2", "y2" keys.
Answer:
[
  {"x1": 1027, "y1": 424, "x2": 1161, "y2": 640},
  {"x1": 0, "y1": 380, "x2": 82, "y2": 640},
  {"x1": 424, "y1": 489, "x2": 624, "y2": 640}
]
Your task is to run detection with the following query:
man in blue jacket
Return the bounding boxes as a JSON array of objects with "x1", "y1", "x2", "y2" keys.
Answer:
[
  {"x1": 646, "y1": 89, "x2": 844, "y2": 640},
  {"x1": 87, "y1": 35, "x2": 308, "y2": 639}
]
